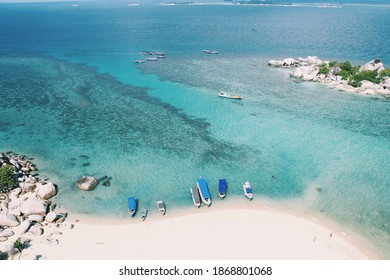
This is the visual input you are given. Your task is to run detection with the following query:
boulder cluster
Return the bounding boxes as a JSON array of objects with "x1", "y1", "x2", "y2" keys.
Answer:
[
  {"x1": 266, "y1": 56, "x2": 390, "y2": 96},
  {"x1": 0, "y1": 152, "x2": 70, "y2": 260}
]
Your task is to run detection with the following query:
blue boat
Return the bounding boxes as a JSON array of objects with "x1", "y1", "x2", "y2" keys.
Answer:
[
  {"x1": 128, "y1": 197, "x2": 137, "y2": 217},
  {"x1": 218, "y1": 179, "x2": 227, "y2": 199},
  {"x1": 197, "y1": 178, "x2": 211, "y2": 206}
]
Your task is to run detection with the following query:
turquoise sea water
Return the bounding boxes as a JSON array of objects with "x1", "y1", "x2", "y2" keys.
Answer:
[{"x1": 0, "y1": 2, "x2": 389, "y2": 257}]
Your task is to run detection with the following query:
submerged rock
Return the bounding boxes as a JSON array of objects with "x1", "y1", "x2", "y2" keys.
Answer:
[{"x1": 75, "y1": 176, "x2": 99, "y2": 191}]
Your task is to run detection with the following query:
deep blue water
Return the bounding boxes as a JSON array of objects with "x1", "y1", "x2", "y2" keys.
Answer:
[{"x1": 0, "y1": 1, "x2": 389, "y2": 257}]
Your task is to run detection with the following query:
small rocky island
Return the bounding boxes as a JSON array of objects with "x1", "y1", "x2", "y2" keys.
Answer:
[
  {"x1": 0, "y1": 152, "x2": 70, "y2": 260},
  {"x1": 266, "y1": 56, "x2": 390, "y2": 97}
]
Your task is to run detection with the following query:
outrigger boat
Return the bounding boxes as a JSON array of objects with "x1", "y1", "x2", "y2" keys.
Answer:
[
  {"x1": 128, "y1": 197, "x2": 137, "y2": 217},
  {"x1": 190, "y1": 186, "x2": 201, "y2": 207},
  {"x1": 197, "y1": 178, "x2": 211, "y2": 206},
  {"x1": 156, "y1": 200, "x2": 166, "y2": 215},
  {"x1": 243, "y1": 181, "x2": 253, "y2": 200},
  {"x1": 218, "y1": 91, "x2": 242, "y2": 100},
  {"x1": 141, "y1": 208, "x2": 148, "y2": 221},
  {"x1": 218, "y1": 179, "x2": 227, "y2": 199}
]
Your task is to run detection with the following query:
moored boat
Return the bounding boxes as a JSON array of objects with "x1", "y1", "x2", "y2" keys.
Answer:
[
  {"x1": 190, "y1": 186, "x2": 201, "y2": 207},
  {"x1": 128, "y1": 197, "x2": 137, "y2": 217},
  {"x1": 147, "y1": 57, "x2": 158, "y2": 61},
  {"x1": 218, "y1": 179, "x2": 227, "y2": 199},
  {"x1": 141, "y1": 208, "x2": 148, "y2": 221},
  {"x1": 156, "y1": 200, "x2": 166, "y2": 215},
  {"x1": 218, "y1": 91, "x2": 242, "y2": 99},
  {"x1": 243, "y1": 181, "x2": 253, "y2": 200},
  {"x1": 197, "y1": 178, "x2": 211, "y2": 206},
  {"x1": 203, "y1": 49, "x2": 219, "y2": 54},
  {"x1": 134, "y1": 60, "x2": 145, "y2": 63}
]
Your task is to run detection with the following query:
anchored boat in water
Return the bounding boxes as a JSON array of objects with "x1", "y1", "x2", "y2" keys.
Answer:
[
  {"x1": 128, "y1": 197, "x2": 137, "y2": 217},
  {"x1": 141, "y1": 208, "x2": 148, "y2": 221},
  {"x1": 243, "y1": 181, "x2": 253, "y2": 200},
  {"x1": 190, "y1": 186, "x2": 201, "y2": 207},
  {"x1": 218, "y1": 91, "x2": 242, "y2": 99},
  {"x1": 197, "y1": 178, "x2": 211, "y2": 206},
  {"x1": 218, "y1": 179, "x2": 227, "y2": 199},
  {"x1": 156, "y1": 200, "x2": 166, "y2": 215}
]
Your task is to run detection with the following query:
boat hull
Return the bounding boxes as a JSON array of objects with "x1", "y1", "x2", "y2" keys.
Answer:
[
  {"x1": 190, "y1": 187, "x2": 201, "y2": 207},
  {"x1": 197, "y1": 179, "x2": 212, "y2": 206},
  {"x1": 243, "y1": 182, "x2": 254, "y2": 200}
]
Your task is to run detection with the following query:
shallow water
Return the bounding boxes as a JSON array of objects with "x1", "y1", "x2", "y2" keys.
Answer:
[{"x1": 0, "y1": 2, "x2": 389, "y2": 257}]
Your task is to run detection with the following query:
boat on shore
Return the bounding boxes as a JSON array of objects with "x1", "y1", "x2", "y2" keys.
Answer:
[
  {"x1": 197, "y1": 178, "x2": 211, "y2": 206},
  {"x1": 128, "y1": 197, "x2": 137, "y2": 217},
  {"x1": 218, "y1": 91, "x2": 242, "y2": 100},
  {"x1": 156, "y1": 200, "x2": 166, "y2": 215},
  {"x1": 141, "y1": 208, "x2": 148, "y2": 221},
  {"x1": 190, "y1": 186, "x2": 201, "y2": 207},
  {"x1": 243, "y1": 181, "x2": 253, "y2": 200},
  {"x1": 218, "y1": 179, "x2": 227, "y2": 199}
]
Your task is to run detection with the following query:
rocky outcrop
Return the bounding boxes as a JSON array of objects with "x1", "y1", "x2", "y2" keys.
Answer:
[
  {"x1": 76, "y1": 176, "x2": 98, "y2": 191},
  {"x1": 18, "y1": 220, "x2": 32, "y2": 234},
  {"x1": 0, "y1": 214, "x2": 20, "y2": 227},
  {"x1": 290, "y1": 66, "x2": 319, "y2": 81},
  {"x1": 0, "y1": 228, "x2": 14, "y2": 238},
  {"x1": 265, "y1": 56, "x2": 390, "y2": 97},
  {"x1": 20, "y1": 199, "x2": 49, "y2": 216},
  {"x1": 36, "y1": 182, "x2": 57, "y2": 200},
  {"x1": 360, "y1": 59, "x2": 385, "y2": 72},
  {"x1": 45, "y1": 211, "x2": 58, "y2": 223},
  {"x1": 0, "y1": 152, "x2": 69, "y2": 259}
]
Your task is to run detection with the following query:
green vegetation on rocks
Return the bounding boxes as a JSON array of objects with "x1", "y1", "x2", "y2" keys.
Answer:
[
  {"x1": 319, "y1": 63, "x2": 330, "y2": 75},
  {"x1": 0, "y1": 165, "x2": 15, "y2": 194},
  {"x1": 349, "y1": 70, "x2": 380, "y2": 88},
  {"x1": 323, "y1": 60, "x2": 388, "y2": 87}
]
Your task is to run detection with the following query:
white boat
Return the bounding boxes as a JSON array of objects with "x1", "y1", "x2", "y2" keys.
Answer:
[
  {"x1": 190, "y1": 186, "x2": 201, "y2": 207},
  {"x1": 141, "y1": 208, "x2": 148, "y2": 221},
  {"x1": 243, "y1": 181, "x2": 253, "y2": 200},
  {"x1": 218, "y1": 91, "x2": 242, "y2": 100},
  {"x1": 203, "y1": 49, "x2": 219, "y2": 54},
  {"x1": 156, "y1": 200, "x2": 166, "y2": 215},
  {"x1": 147, "y1": 57, "x2": 158, "y2": 61},
  {"x1": 134, "y1": 60, "x2": 145, "y2": 63}
]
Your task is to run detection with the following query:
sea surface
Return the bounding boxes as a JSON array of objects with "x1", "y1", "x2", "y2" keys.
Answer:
[{"x1": 0, "y1": 1, "x2": 389, "y2": 257}]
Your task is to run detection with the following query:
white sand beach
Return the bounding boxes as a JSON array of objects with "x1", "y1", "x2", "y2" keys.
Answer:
[{"x1": 17, "y1": 201, "x2": 378, "y2": 260}]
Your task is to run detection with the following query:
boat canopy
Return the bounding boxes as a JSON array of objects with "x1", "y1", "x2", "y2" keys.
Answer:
[
  {"x1": 191, "y1": 186, "x2": 201, "y2": 202},
  {"x1": 219, "y1": 179, "x2": 227, "y2": 193},
  {"x1": 197, "y1": 178, "x2": 210, "y2": 199},
  {"x1": 128, "y1": 197, "x2": 136, "y2": 210},
  {"x1": 157, "y1": 201, "x2": 164, "y2": 208},
  {"x1": 246, "y1": 188, "x2": 253, "y2": 193}
]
